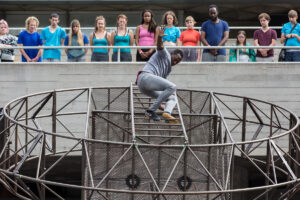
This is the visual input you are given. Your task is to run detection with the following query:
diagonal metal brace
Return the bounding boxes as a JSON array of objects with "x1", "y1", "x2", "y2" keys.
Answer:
[
  {"x1": 32, "y1": 93, "x2": 53, "y2": 119},
  {"x1": 13, "y1": 133, "x2": 43, "y2": 174},
  {"x1": 270, "y1": 140, "x2": 297, "y2": 180}
]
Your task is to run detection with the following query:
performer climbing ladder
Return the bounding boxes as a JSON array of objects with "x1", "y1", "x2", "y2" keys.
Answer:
[{"x1": 136, "y1": 25, "x2": 183, "y2": 123}]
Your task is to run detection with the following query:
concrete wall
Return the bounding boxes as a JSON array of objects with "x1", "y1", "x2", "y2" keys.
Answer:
[{"x1": 0, "y1": 62, "x2": 299, "y2": 116}]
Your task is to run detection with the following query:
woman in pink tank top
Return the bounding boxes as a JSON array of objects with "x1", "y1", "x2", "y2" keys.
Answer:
[{"x1": 135, "y1": 9, "x2": 159, "y2": 62}]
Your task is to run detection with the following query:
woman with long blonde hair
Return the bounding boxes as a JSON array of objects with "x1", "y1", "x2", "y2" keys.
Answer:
[
  {"x1": 89, "y1": 16, "x2": 111, "y2": 62},
  {"x1": 64, "y1": 19, "x2": 89, "y2": 62}
]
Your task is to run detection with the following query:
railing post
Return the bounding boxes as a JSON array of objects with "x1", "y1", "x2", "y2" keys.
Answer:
[
  {"x1": 118, "y1": 48, "x2": 121, "y2": 62},
  {"x1": 52, "y1": 91, "x2": 56, "y2": 154},
  {"x1": 0, "y1": 108, "x2": 5, "y2": 169}
]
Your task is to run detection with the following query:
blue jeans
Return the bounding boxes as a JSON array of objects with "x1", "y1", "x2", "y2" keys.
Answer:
[
  {"x1": 112, "y1": 52, "x2": 132, "y2": 62},
  {"x1": 285, "y1": 51, "x2": 300, "y2": 62},
  {"x1": 43, "y1": 58, "x2": 60, "y2": 62},
  {"x1": 202, "y1": 52, "x2": 226, "y2": 62},
  {"x1": 68, "y1": 56, "x2": 86, "y2": 62},
  {"x1": 137, "y1": 72, "x2": 177, "y2": 114}
]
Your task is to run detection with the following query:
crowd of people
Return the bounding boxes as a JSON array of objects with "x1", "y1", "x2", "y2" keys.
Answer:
[{"x1": 0, "y1": 5, "x2": 300, "y2": 63}]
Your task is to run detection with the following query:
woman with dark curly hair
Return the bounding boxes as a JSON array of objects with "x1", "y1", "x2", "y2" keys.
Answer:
[{"x1": 161, "y1": 11, "x2": 181, "y2": 51}]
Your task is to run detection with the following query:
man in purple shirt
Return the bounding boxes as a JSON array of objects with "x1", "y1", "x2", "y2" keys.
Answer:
[{"x1": 254, "y1": 13, "x2": 277, "y2": 62}]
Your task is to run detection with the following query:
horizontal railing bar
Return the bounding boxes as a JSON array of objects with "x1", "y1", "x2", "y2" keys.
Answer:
[
  {"x1": 8, "y1": 26, "x2": 284, "y2": 31},
  {"x1": 136, "y1": 135, "x2": 184, "y2": 138},
  {"x1": 1, "y1": 45, "x2": 298, "y2": 50}
]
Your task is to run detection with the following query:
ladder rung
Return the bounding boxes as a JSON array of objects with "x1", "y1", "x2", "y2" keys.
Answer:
[
  {"x1": 133, "y1": 97, "x2": 152, "y2": 99},
  {"x1": 135, "y1": 128, "x2": 183, "y2": 132},
  {"x1": 135, "y1": 123, "x2": 181, "y2": 126},
  {"x1": 134, "y1": 106, "x2": 148, "y2": 109},
  {"x1": 133, "y1": 116, "x2": 147, "y2": 119},
  {"x1": 133, "y1": 114, "x2": 180, "y2": 120},
  {"x1": 133, "y1": 101, "x2": 154, "y2": 104},
  {"x1": 136, "y1": 135, "x2": 184, "y2": 138}
]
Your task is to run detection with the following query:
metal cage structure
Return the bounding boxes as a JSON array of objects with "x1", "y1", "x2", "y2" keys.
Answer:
[{"x1": 0, "y1": 85, "x2": 299, "y2": 200}]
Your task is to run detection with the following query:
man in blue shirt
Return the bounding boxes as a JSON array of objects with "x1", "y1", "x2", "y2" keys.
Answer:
[
  {"x1": 41, "y1": 13, "x2": 66, "y2": 62},
  {"x1": 280, "y1": 9, "x2": 300, "y2": 62},
  {"x1": 200, "y1": 4, "x2": 229, "y2": 62}
]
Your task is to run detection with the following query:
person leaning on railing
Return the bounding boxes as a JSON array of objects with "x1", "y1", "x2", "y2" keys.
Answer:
[
  {"x1": 229, "y1": 30, "x2": 256, "y2": 62},
  {"x1": 64, "y1": 19, "x2": 89, "y2": 62},
  {"x1": 280, "y1": 10, "x2": 300, "y2": 62},
  {"x1": 17, "y1": 16, "x2": 43, "y2": 62},
  {"x1": 0, "y1": 19, "x2": 17, "y2": 62},
  {"x1": 90, "y1": 16, "x2": 111, "y2": 62},
  {"x1": 111, "y1": 14, "x2": 134, "y2": 62}
]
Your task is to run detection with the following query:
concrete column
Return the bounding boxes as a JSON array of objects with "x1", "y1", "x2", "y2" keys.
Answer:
[
  {"x1": 178, "y1": 10, "x2": 184, "y2": 26},
  {"x1": 0, "y1": 11, "x2": 6, "y2": 20}
]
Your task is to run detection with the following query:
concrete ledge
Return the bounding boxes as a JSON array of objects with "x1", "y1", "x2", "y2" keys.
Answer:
[{"x1": 0, "y1": 62, "x2": 299, "y2": 115}]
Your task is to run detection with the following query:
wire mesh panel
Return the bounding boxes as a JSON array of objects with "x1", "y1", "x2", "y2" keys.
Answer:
[
  {"x1": 91, "y1": 88, "x2": 130, "y2": 112},
  {"x1": 87, "y1": 110, "x2": 227, "y2": 200}
]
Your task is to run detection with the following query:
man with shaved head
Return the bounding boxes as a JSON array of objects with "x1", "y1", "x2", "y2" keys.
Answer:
[{"x1": 200, "y1": 4, "x2": 229, "y2": 62}]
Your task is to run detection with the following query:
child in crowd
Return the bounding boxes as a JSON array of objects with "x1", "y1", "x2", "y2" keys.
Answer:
[
  {"x1": 90, "y1": 16, "x2": 111, "y2": 62},
  {"x1": 179, "y1": 16, "x2": 201, "y2": 62},
  {"x1": 229, "y1": 30, "x2": 256, "y2": 62},
  {"x1": 253, "y1": 13, "x2": 277, "y2": 62},
  {"x1": 111, "y1": 14, "x2": 134, "y2": 62},
  {"x1": 135, "y1": 9, "x2": 159, "y2": 62},
  {"x1": 41, "y1": 13, "x2": 66, "y2": 62},
  {"x1": 161, "y1": 11, "x2": 181, "y2": 51},
  {"x1": 280, "y1": 9, "x2": 300, "y2": 62},
  {"x1": 64, "y1": 19, "x2": 89, "y2": 62},
  {"x1": 0, "y1": 19, "x2": 17, "y2": 62},
  {"x1": 17, "y1": 16, "x2": 43, "y2": 62}
]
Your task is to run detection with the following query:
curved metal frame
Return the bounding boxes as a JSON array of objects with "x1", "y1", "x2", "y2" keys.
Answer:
[{"x1": 0, "y1": 86, "x2": 299, "y2": 200}]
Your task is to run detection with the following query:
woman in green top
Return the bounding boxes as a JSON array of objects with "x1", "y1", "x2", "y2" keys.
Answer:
[
  {"x1": 229, "y1": 30, "x2": 256, "y2": 62},
  {"x1": 89, "y1": 16, "x2": 111, "y2": 62},
  {"x1": 111, "y1": 14, "x2": 134, "y2": 62}
]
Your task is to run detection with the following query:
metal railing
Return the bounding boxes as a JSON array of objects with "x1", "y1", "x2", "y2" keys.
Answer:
[
  {"x1": 0, "y1": 86, "x2": 299, "y2": 199},
  {"x1": 8, "y1": 26, "x2": 284, "y2": 32},
  {"x1": 0, "y1": 45, "x2": 297, "y2": 63}
]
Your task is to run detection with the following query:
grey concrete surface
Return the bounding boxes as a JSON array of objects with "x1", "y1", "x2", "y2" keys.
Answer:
[{"x1": 0, "y1": 62, "x2": 299, "y2": 116}]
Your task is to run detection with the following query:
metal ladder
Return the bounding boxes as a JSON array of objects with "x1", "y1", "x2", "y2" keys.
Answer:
[{"x1": 130, "y1": 83, "x2": 188, "y2": 144}]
